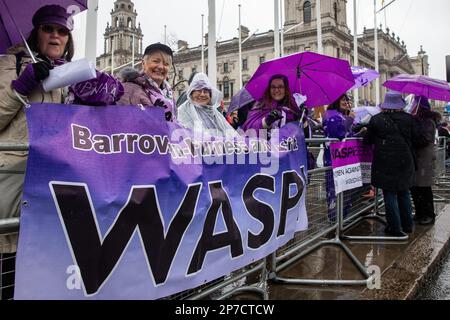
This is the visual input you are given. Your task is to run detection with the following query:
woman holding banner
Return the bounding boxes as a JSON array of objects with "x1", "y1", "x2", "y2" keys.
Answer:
[
  {"x1": 0, "y1": 5, "x2": 77, "y2": 256},
  {"x1": 118, "y1": 43, "x2": 177, "y2": 122},
  {"x1": 177, "y1": 73, "x2": 237, "y2": 137}
]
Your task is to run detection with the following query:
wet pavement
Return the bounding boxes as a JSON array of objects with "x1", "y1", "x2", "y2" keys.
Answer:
[
  {"x1": 265, "y1": 201, "x2": 450, "y2": 300},
  {"x1": 415, "y1": 249, "x2": 450, "y2": 300}
]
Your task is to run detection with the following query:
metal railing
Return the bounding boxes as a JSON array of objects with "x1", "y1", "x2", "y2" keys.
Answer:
[
  {"x1": 2, "y1": 135, "x2": 448, "y2": 299},
  {"x1": 268, "y1": 139, "x2": 373, "y2": 286}
]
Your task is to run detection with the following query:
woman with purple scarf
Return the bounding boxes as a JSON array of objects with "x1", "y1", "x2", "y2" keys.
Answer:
[
  {"x1": 242, "y1": 74, "x2": 302, "y2": 134},
  {"x1": 322, "y1": 94, "x2": 355, "y2": 221},
  {"x1": 118, "y1": 43, "x2": 177, "y2": 122}
]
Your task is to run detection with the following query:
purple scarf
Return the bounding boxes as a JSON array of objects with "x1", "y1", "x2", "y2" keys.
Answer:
[{"x1": 142, "y1": 75, "x2": 177, "y2": 122}]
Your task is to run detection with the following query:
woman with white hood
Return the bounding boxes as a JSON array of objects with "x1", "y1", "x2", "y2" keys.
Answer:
[{"x1": 177, "y1": 73, "x2": 237, "y2": 137}]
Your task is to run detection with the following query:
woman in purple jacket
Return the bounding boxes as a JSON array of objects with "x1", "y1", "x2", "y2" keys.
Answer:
[
  {"x1": 242, "y1": 74, "x2": 302, "y2": 134},
  {"x1": 323, "y1": 94, "x2": 356, "y2": 221}
]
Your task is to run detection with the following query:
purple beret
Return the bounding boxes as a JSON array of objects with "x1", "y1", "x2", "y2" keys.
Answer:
[{"x1": 32, "y1": 5, "x2": 74, "y2": 31}]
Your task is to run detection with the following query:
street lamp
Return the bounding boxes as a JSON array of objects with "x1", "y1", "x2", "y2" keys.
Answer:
[{"x1": 418, "y1": 45, "x2": 426, "y2": 75}]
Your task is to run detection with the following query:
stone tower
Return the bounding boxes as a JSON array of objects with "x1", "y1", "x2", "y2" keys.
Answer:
[
  {"x1": 97, "y1": 0, "x2": 144, "y2": 75},
  {"x1": 284, "y1": 0, "x2": 349, "y2": 34}
]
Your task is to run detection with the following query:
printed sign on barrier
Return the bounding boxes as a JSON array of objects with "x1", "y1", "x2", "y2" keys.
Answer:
[
  {"x1": 330, "y1": 140, "x2": 373, "y2": 194},
  {"x1": 14, "y1": 103, "x2": 308, "y2": 300}
]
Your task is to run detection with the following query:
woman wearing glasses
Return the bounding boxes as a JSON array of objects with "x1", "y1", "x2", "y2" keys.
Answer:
[
  {"x1": 177, "y1": 72, "x2": 237, "y2": 137},
  {"x1": 242, "y1": 74, "x2": 303, "y2": 133}
]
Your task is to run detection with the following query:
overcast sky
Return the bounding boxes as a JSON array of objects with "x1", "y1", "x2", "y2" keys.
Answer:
[{"x1": 72, "y1": 0, "x2": 450, "y2": 80}]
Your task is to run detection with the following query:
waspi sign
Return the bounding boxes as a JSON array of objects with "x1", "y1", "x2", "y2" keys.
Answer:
[{"x1": 14, "y1": 103, "x2": 308, "y2": 300}]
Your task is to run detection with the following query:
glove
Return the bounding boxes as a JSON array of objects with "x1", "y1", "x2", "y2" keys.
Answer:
[
  {"x1": 11, "y1": 61, "x2": 53, "y2": 96},
  {"x1": 265, "y1": 110, "x2": 283, "y2": 127}
]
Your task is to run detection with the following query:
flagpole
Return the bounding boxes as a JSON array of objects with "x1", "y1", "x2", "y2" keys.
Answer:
[
  {"x1": 201, "y1": 14, "x2": 205, "y2": 73},
  {"x1": 208, "y1": 0, "x2": 217, "y2": 86},
  {"x1": 316, "y1": 0, "x2": 323, "y2": 54},
  {"x1": 353, "y1": 0, "x2": 359, "y2": 107},
  {"x1": 238, "y1": 4, "x2": 243, "y2": 89},
  {"x1": 374, "y1": 0, "x2": 380, "y2": 106},
  {"x1": 274, "y1": 0, "x2": 280, "y2": 58},
  {"x1": 85, "y1": 0, "x2": 99, "y2": 64}
]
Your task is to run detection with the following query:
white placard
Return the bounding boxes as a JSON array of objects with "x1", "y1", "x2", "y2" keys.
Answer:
[{"x1": 43, "y1": 58, "x2": 96, "y2": 92}]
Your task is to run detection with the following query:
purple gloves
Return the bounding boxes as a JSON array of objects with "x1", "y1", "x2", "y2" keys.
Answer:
[
  {"x1": 11, "y1": 61, "x2": 53, "y2": 96},
  {"x1": 265, "y1": 110, "x2": 283, "y2": 127}
]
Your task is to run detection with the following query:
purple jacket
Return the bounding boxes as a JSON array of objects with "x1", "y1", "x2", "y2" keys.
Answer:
[
  {"x1": 323, "y1": 109, "x2": 354, "y2": 140},
  {"x1": 242, "y1": 101, "x2": 301, "y2": 131},
  {"x1": 118, "y1": 68, "x2": 177, "y2": 122}
]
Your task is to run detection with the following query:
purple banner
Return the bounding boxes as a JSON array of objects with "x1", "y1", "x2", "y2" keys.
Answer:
[{"x1": 14, "y1": 103, "x2": 308, "y2": 300}]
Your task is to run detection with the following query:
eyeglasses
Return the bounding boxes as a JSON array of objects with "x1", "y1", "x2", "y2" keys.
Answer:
[
  {"x1": 270, "y1": 85, "x2": 285, "y2": 91},
  {"x1": 40, "y1": 25, "x2": 69, "y2": 37}
]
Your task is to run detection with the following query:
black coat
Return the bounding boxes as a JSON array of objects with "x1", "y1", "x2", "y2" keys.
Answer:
[{"x1": 364, "y1": 111, "x2": 417, "y2": 191}]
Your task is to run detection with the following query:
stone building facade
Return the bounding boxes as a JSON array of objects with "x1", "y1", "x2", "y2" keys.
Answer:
[
  {"x1": 96, "y1": 0, "x2": 143, "y2": 75},
  {"x1": 172, "y1": 0, "x2": 429, "y2": 107}
]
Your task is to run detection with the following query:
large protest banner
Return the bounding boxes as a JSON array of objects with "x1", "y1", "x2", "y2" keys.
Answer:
[
  {"x1": 330, "y1": 140, "x2": 373, "y2": 194},
  {"x1": 14, "y1": 103, "x2": 308, "y2": 300}
]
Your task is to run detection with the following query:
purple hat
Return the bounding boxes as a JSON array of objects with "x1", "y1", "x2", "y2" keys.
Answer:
[
  {"x1": 32, "y1": 5, "x2": 74, "y2": 31},
  {"x1": 414, "y1": 95, "x2": 431, "y2": 110},
  {"x1": 380, "y1": 91, "x2": 406, "y2": 110}
]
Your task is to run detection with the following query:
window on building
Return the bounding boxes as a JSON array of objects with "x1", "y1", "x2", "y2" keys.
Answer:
[
  {"x1": 121, "y1": 4, "x2": 125, "y2": 9},
  {"x1": 115, "y1": 18, "x2": 119, "y2": 27},
  {"x1": 127, "y1": 18, "x2": 132, "y2": 28},
  {"x1": 224, "y1": 62, "x2": 229, "y2": 73},
  {"x1": 218, "y1": 84, "x2": 222, "y2": 92},
  {"x1": 333, "y1": 2, "x2": 338, "y2": 21},
  {"x1": 259, "y1": 56, "x2": 265, "y2": 65},
  {"x1": 242, "y1": 58, "x2": 248, "y2": 70},
  {"x1": 224, "y1": 81, "x2": 230, "y2": 98},
  {"x1": 337, "y1": 47, "x2": 340, "y2": 58},
  {"x1": 303, "y1": 1, "x2": 312, "y2": 23},
  {"x1": 230, "y1": 82, "x2": 234, "y2": 98}
]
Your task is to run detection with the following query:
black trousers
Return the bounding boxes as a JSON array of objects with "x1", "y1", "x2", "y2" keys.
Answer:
[{"x1": 410, "y1": 186, "x2": 435, "y2": 220}]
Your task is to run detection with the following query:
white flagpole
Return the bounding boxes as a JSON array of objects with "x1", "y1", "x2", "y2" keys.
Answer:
[
  {"x1": 374, "y1": 0, "x2": 380, "y2": 106},
  {"x1": 316, "y1": 0, "x2": 323, "y2": 54},
  {"x1": 208, "y1": 0, "x2": 217, "y2": 86},
  {"x1": 238, "y1": 4, "x2": 243, "y2": 89},
  {"x1": 274, "y1": 0, "x2": 280, "y2": 58},
  {"x1": 201, "y1": 14, "x2": 205, "y2": 73},
  {"x1": 353, "y1": 0, "x2": 359, "y2": 107},
  {"x1": 85, "y1": 0, "x2": 99, "y2": 64}
]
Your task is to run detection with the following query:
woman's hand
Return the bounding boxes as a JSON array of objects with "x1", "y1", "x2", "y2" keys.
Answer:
[
  {"x1": 11, "y1": 61, "x2": 53, "y2": 96},
  {"x1": 265, "y1": 110, "x2": 283, "y2": 126}
]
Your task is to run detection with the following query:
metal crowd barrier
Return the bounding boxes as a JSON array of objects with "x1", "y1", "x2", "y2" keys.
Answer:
[
  {"x1": 269, "y1": 139, "x2": 373, "y2": 286},
  {"x1": 5, "y1": 136, "x2": 416, "y2": 299}
]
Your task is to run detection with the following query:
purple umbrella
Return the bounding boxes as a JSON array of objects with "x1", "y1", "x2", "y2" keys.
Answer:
[
  {"x1": 383, "y1": 74, "x2": 450, "y2": 102},
  {"x1": 244, "y1": 51, "x2": 355, "y2": 108},
  {"x1": 351, "y1": 66, "x2": 379, "y2": 90},
  {"x1": 228, "y1": 87, "x2": 254, "y2": 114},
  {"x1": 0, "y1": 0, "x2": 87, "y2": 54}
]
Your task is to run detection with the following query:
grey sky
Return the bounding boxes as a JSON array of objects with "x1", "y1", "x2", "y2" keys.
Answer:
[{"x1": 73, "y1": 0, "x2": 450, "y2": 80}]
